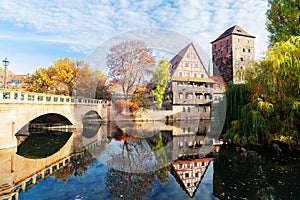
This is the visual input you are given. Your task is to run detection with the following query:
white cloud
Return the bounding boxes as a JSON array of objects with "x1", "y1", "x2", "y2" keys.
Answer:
[{"x1": 0, "y1": 0, "x2": 269, "y2": 73}]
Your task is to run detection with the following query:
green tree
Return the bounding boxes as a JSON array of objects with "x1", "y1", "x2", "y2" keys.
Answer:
[
  {"x1": 266, "y1": 0, "x2": 300, "y2": 46},
  {"x1": 151, "y1": 59, "x2": 171, "y2": 109},
  {"x1": 225, "y1": 36, "x2": 300, "y2": 148},
  {"x1": 106, "y1": 40, "x2": 155, "y2": 100}
]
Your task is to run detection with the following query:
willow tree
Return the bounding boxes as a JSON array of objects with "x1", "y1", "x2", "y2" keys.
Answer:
[
  {"x1": 225, "y1": 36, "x2": 300, "y2": 148},
  {"x1": 151, "y1": 59, "x2": 171, "y2": 109},
  {"x1": 266, "y1": 0, "x2": 300, "y2": 46},
  {"x1": 106, "y1": 40, "x2": 155, "y2": 100}
]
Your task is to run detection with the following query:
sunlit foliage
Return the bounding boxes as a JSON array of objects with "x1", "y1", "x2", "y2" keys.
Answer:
[
  {"x1": 151, "y1": 59, "x2": 171, "y2": 109},
  {"x1": 24, "y1": 57, "x2": 107, "y2": 98},
  {"x1": 224, "y1": 36, "x2": 300, "y2": 149},
  {"x1": 266, "y1": 0, "x2": 300, "y2": 46}
]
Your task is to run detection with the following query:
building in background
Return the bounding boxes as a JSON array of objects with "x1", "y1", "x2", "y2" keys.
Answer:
[
  {"x1": 168, "y1": 43, "x2": 215, "y2": 120},
  {"x1": 0, "y1": 74, "x2": 26, "y2": 88},
  {"x1": 211, "y1": 25, "x2": 255, "y2": 84},
  {"x1": 210, "y1": 76, "x2": 226, "y2": 104}
]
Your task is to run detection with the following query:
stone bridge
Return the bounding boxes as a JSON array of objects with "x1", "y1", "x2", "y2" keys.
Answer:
[{"x1": 0, "y1": 90, "x2": 111, "y2": 149}]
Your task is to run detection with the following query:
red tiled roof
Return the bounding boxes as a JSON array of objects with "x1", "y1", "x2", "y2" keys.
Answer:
[{"x1": 210, "y1": 76, "x2": 226, "y2": 84}]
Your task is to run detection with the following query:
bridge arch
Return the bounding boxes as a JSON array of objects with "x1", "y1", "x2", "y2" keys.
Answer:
[
  {"x1": 28, "y1": 113, "x2": 72, "y2": 129},
  {"x1": 82, "y1": 110, "x2": 102, "y2": 138},
  {"x1": 0, "y1": 90, "x2": 111, "y2": 149}
]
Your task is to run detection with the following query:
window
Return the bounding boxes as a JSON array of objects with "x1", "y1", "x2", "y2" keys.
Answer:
[
  {"x1": 185, "y1": 173, "x2": 189, "y2": 178},
  {"x1": 248, "y1": 49, "x2": 251, "y2": 53},
  {"x1": 187, "y1": 73, "x2": 190, "y2": 77},
  {"x1": 187, "y1": 93, "x2": 193, "y2": 99},
  {"x1": 179, "y1": 93, "x2": 183, "y2": 99},
  {"x1": 201, "y1": 74, "x2": 204, "y2": 78},
  {"x1": 203, "y1": 107, "x2": 206, "y2": 113},
  {"x1": 183, "y1": 107, "x2": 186, "y2": 112},
  {"x1": 194, "y1": 73, "x2": 197, "y2": 78},
  {"x1": 243, "y1": 48, "x2": 245, "y2": 52},
  {"x1": 179, "y1": 72, "x2": 183, "y2": 76},
  {"x1": 188, "y1": 107, "x2": 190, "y2": 112},
  {"x1": 237, "y1": 38, "x2": 240, "y2": 42},
  {"x1": 240, "y1": 57, "x2": 243, "y2": 61}
]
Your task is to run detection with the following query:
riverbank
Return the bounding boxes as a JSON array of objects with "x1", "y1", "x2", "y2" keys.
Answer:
[{"x1": 221, "y1": 140, "x2": 300, "y2": 157}]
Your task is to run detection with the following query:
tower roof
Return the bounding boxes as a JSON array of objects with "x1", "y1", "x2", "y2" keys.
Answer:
[{"x1": 211, "y1": 25, "x2": 255, "y2": 43}]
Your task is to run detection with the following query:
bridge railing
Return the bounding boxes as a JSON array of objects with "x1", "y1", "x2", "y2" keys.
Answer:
[{"x1": 0, "y1": 89, "x2": 110, "y2": 106}]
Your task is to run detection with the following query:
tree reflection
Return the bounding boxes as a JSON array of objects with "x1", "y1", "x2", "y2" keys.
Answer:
[
  {"x1": 105, "y1": 168, "x2": 155, "y2": 199},
  {"x1": 52, "y1": 151, "x2": 97, "y2": 182},
  {"x1": 149, "y1": 132, "x2": 171, "y2": 185},
  {"x1": 105, "y1": 125, "x2": 157, "y2": 173}
]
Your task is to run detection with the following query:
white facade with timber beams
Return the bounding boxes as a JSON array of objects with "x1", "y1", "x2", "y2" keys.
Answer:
[{"x1": 168, "y1": 43, "x2": 215, "y2": 120}]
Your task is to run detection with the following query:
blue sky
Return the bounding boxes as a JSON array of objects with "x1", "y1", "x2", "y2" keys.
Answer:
[{"x1": 0, "y1": 0, "x2": 269, "y2": 74}]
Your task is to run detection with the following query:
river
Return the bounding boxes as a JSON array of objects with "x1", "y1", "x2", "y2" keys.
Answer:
[{"x1": 0, "y1": 121, "x2": 299, "y2": 200}]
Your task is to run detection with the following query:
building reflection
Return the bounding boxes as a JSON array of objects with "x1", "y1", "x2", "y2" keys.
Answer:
[
  {"x1": 0, "y1": 120, "x2": 107, "y2": 200},
  {"x1": 172, "y1": 158, "x2": 213, "y2": 198},
  {"x1": 0, "y1": 119, "x2": 222, "y2": 200},
  {"x1": 170, "y1": 119, "x2": 221, "y2": 198}
]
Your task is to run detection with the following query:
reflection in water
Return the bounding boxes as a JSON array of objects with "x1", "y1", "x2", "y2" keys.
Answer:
[
  {"x1": 17, "y1": 130, "x2": 72, "y2": 159},
  {"x1": 82, "y1": 110, "x2": 102, "y2": 138},
  {"x1": 52, "y1": 151, "x2": 97, "y2": 181},
  {"x1": 171, "y1": 158, "x2": 213, "y2": 198},
  {"x1": 213, "y1": 149, "x2": 300, "y2": 199},
  {"x1": 1, "y1": 120, "x2": 299, "y2": 200},
  {"x1": 106, "y1": 169, "x2": 155, "y2": 199}
]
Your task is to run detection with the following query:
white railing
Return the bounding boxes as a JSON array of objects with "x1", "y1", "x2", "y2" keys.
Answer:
[{"x1": 0, "y1": 89, "x2": 110, "y2": 105}]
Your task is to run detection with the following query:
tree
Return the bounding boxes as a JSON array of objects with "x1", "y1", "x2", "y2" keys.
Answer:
[
  {"x1": 24, "y1": 58, "x2": 106, "y2": 98},
  {"x1": 106, "y1": 40, "x2": 155, "y2": 100},
  {"x1": 151, "y1": 59, "x2": 171, "y2": 109},
  {"x1": 52, "y1": 58, "x2": 80, "y2": 96},
  {"x1": 130, "y1": 84, "x2": 152, "y2": 112},
  {"x1": 76, "y1": 65, "x2": 107, "y2": 98},
  {"x1": 23, "y1": 67, "x2": 56, "y2": 94},
  {"x1": 224, "y1": 36, "x2": 300, "y2": 149},
  {"x1": 95, "y1": 75, "x2": 112, "y2": 100},
  {"x1": 266, "y1": 0, "x2": 300, "y2": 46}
]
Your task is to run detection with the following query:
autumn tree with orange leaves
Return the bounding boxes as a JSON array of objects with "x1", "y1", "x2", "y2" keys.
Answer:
[
  {"x1": 106, "y1": 40, "x2": 155, "y2": 100},
  {"x1": 24, "y1": 57, "x2": 107, "y2": 98}
]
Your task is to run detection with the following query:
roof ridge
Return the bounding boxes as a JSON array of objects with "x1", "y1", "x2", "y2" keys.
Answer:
[{"x1": 211, "y1": 25, "x2": 255, "y2": 43}]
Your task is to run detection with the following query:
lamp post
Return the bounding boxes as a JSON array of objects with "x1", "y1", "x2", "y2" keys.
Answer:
[{"x1": 2, "y1": 57, "x2": 10, "y2": 89}]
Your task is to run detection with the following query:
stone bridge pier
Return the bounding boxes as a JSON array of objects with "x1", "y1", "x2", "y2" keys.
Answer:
[{"x1": 0, "y1": 90, "x2": 111, "y2": 149}]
